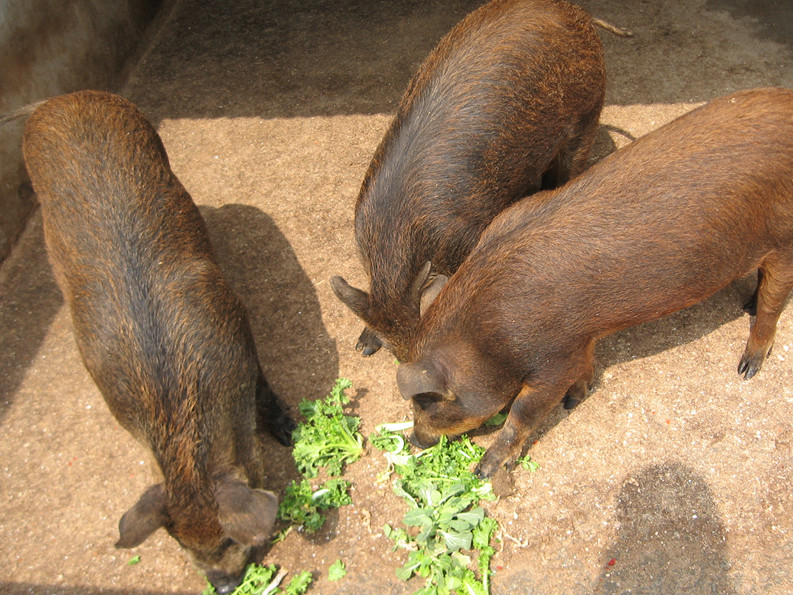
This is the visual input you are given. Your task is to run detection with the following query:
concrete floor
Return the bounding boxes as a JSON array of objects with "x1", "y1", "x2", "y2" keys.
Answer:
[{"x1": 2, "y1": 0, "x2": 793, "y2": 593}]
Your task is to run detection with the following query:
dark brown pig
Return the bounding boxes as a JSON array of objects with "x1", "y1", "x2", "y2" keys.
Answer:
[
  {"x1": 397, "y1": 87, "x2": 793, "y2": 479},
  {"x1": 22, "y1": 90, "x2": 294, "y2": 593},
  {"x1": 331, "y1": 0, "x2": 607, "y2": 361}
]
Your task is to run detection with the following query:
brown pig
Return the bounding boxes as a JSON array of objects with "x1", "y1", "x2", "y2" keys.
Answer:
[
  {"x1": 397, "y1": 87, "x2": 793, "y2": 479},
  {"x1": 22, "y1": 90, "x2": 294, "y2": 593},
  {"x1": 331, "y1": 0, "x2": 608, "y2": 361}
]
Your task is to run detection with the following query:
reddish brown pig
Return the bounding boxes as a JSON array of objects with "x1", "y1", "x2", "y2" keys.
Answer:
[
  {"x1": 22, "y1": 90, "x2": 294, "y2": 593},
  {"x1": 397, "y1": 87, "x2": 793, "y2": 479},
  {"x1": 331, "y1": 0, "x2": 607, "y2": 362}
]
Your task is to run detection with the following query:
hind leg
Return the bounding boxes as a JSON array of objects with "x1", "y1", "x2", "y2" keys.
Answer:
[
  {"x1": 543, "y1": 121, "x2": 600, "y2": 191},
  {"x1": 743, "y1": 269, "x2": 763, "y2": 315},
  {"x1": 256, "y1": 369, "x2": 296, "y2": 446},
  {"x1": 562, "y1": 339, "x2": 596, "y2": 410},
  {"x1": 738, "y1": 253, "x2": 793, "y2": 379}
]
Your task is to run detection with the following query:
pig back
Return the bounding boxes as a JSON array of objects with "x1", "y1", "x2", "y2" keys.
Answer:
[
  {"x1": 432, "y1": 88, "x2": 793, "y2": 355},
  {"x1": 22, "y1": 91, "x2": 257, "y2": 451},
  {"x1": 357, "y1": 0, "x2": 605, "y2": 300}
]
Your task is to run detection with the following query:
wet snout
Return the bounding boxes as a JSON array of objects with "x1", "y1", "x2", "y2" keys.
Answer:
[
  {"x1": 206, "y1": 569, "x2": 244, "y2": 594},
  {"x1": 409, "y1": 425, "x2": 441, "y2": 449}
]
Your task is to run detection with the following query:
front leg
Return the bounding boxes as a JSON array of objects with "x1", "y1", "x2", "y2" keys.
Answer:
[
  {"x1": 256, "y1": 370, "x2": 295, "y2": 446},
  {"x1": 476, "y1": 381, "x2": 567, "y2": 478}
]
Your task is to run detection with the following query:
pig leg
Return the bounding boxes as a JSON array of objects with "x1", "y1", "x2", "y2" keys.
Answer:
[
  {"x1": 477, "y1": 353, "x2": 593, "y2": 478},
  {"x1": 743, "y1": 269, "x2": 763, "y2": 316},
  {"x1": 543, "y1": 111, "x2": 601, "y2": 189},
  {"x1": 738, "y1": 253, "x2": 793, "y2": 379},
  {"x1": 562, "y1": 339, "x2": 596, "y2": 410},
  {"x1": 255, "y1": 370, "x2": 295, "y2": 446},
  {"x1": 476, "y1": 382, "x2": 566, "y2": 478}
]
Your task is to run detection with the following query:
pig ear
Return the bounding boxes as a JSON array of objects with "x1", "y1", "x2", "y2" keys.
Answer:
[
  {"x1": 397, "y1": 360, "x2": 447, "y2": 401},
  {"x1": 215, "y1": 478, "x2": 278, "y2": 546},
  {"x1": 420, "y1": 274, "x2": 448, "y2": 316},
  {"x1": 330, "y1": 275, "x2": 371, "y2": 321},
  {"x1": 116, "y1": 483, "x2": 168, "y2": 548}
]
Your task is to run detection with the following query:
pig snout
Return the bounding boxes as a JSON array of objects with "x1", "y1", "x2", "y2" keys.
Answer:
[
  {"x1": 408, "y1": 426, "x2": 441, "y2": 450},
  {"x1": 206, "y1": 570, "x2": 244, "y2": 595}
]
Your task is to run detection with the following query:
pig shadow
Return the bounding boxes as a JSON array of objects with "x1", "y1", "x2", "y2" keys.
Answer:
[
  {"x1": 589, "y1": 123, "x2": 624, "y2": 166},
  {"x1": 201, "y1": 204, "x2": 339, "y2": 413},
  {"x1": 201, "y1": 204, "x2": 344, "y2": 541},
  {"x1": 592, "y1": 463, "x2": 736, "y2": 594},
  {"x1": 0, "y1": 209, "x2": 64, "y2": 426}
]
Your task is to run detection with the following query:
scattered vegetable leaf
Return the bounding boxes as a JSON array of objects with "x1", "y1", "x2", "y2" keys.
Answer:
[
  {"x1": 282, "y1": 571, "x2": 313, "y2": 595},
  {"x1": 127, "y1": 555, "x2": 141, "y2": 566},
  {"x1": 277, "y1": 477, "x2": 352, "y2": 533},
  {"x1": 483, "y1": 412, "x2": 508, "y2": 427},
  {"x1": 374, "y1": 430, "x2": 499, "y2": 595},
  {"x1": 291, "y1": 378, "x2": 363, "y2": 478},
  {"x1": 201, "y1": 563, "x2": 278, "y2": 595},
  {"x1": 517, "y1": 455, "x2": 540, "y2": 472},
  {"x1": 328, "y1": 559, "x2": 347, "y2": 581}
]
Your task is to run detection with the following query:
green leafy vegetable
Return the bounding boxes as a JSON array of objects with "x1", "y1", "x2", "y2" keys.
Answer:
[
  {"x1": 277, "y1": 477, "x2": 352, "y2": 533},
  {"x1": 201, "y1": 565, "x2": 312, "y2": 595},
  {"x1": 517, "y1": 455, "x2": 540, "y2": 472},
  {"x1": 291, "y1": 378, "x2": 363, "y2": 478},
  {"x1": 126, "y1": 555, "x2": 141, "y2": 566},
  {"x1": 282, "y1": 571, "x2": 313, "y2": 595},
  {"x1": 328, "y1": 559, "x2": 347, "y2": 581},
  {"x1": 374, "y1": 431, "x2": 499, "y2": 595},
  {"x1": 201, "y1": 564, "x2": 277, "y2": 595},
  {"x1": 370, "y1": 421, "x2": 414, "y2": 453}
]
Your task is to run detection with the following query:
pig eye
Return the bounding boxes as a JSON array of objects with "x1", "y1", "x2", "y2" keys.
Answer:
[
  {"x1": 414, "y1": 392, "x2": 444, "y2": 410},
  {"x1": 216, "y1": 537, "x2": 234, "y2": 554}
]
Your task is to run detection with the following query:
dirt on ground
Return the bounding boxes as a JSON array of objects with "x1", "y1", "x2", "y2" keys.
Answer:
[{"x1": 2, "y1": 0, "x2": 793, "y2": 593}]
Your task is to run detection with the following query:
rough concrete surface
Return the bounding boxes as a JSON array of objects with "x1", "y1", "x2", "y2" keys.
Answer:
[{"x1": 2, "y1": 0, "x2": 793, "y2": 593}]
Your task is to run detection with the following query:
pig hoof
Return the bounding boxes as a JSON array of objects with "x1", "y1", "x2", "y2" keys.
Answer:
[
  {"x1": 563, "y1": 396, "x2": 581, "y2": 410},
  {"x1": 355, "y1": 328, "x2": 383, "y2": 356},
  {"x1": 475, "y1": 453, "x2": 502, "y2": 480},
  {"x1": 489, "y1": 466, "x2": 515, "y2": 497},
  {"x1": 270, "y1": 412, "x2": 296, "y2": 446},
  {"x1": 737, "y1": 356, "x2": 762, "y2": 380}
]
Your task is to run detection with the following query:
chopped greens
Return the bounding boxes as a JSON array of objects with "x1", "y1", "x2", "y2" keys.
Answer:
[
  {"x1": 201, "y1": 564, "x2": 311, "y2": 595},
  {"x1": 276, "y1": 378, "x2": 362, "y2": 535},
  {"x1": 291, "y1": 378, "x2": 363, "y2": 478},
  {"x1": 483, "y1": 412, "x2": 508, "y2": 427},
  {"x1": 328, "y1": 559, "x2": 347, "y2": 581},
  {"x1": 373, "y1": 432, "x2": 499, "y2": 595},
  {"x1": 517, "y1": 455, "x2": 540, "y2": 472},
  {"x1": 277, "y1": 477, "x2": 352, "y2": 533},
  {"x1": 282, "y1": 571, "x2": 313, "y2": 595}
]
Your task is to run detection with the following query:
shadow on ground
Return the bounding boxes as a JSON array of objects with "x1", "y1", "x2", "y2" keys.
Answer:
[
  {"x1": 126, "y1": 0, "x2": 793, "y2": 125},
  {"x1": 201, "y1": 204, "x2": 339, "y2": 409},
  {"x1": 594, "y1": 463, "x2": 736, "y2": 594},
  {"x1": 0, "y1": 214, "x2": 62, "y2": 425}
]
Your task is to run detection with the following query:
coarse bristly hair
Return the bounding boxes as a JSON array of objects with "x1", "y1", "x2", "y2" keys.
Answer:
[
  {"x1": 331, "y1": 0, "x2": 607, "y2": 362},
  {"x1": 400, "y1": 87, "x2": 793, "y2": 479},
  {"x1": 22, "y1": 90, "x2": 294, "y2": 594}
]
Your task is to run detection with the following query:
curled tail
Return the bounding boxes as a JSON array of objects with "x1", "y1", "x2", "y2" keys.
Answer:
[{"x1": 592, "y1": 17, "x2": 633, "y2": 38}]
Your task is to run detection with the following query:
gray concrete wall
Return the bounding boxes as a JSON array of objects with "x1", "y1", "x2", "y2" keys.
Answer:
[{"x1": 0, "y1": 0, "x2": 163, "y2": 262}]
